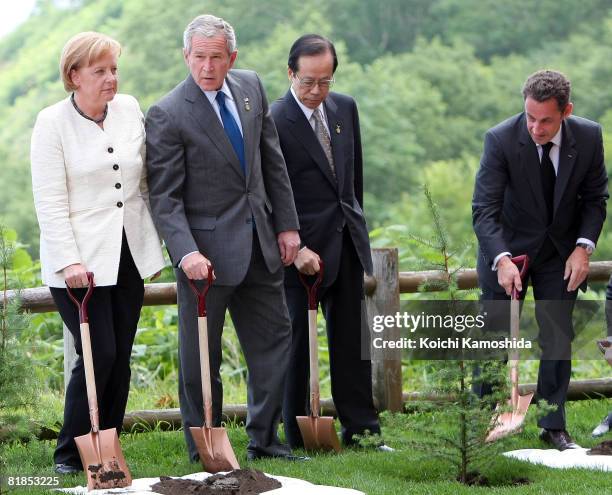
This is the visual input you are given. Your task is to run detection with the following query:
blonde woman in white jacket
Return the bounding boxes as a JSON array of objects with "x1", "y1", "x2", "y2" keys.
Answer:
[{"x1": 30, "y1": 32, "x2": 165, "y2": 474}]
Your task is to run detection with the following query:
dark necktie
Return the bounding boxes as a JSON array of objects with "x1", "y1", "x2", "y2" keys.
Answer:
[
  {"x1": 216, "y1": 91, "x2": 245, "y2": 175},
  {"x1": 540, "y1": 141, "x2": 556, "y2": 224}
]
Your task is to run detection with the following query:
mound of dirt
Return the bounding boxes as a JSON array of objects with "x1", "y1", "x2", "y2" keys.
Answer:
[
  {"x1": 151, "y1": 468, "x2": 282, "y2": 494},
  {"x1": 588, "y1": 440, "x2": 612, "y2": 456}
]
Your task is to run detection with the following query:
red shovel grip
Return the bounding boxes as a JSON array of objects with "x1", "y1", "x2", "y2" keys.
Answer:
[
  {"x1": 187, "y1": 265, "x2": 214, "y2": 317},
  {"x1": 65, "y1": 272, "x2": 95, "y2": 324},
  {"x1": 510, "y1": 255, "x2": 529, "y2": 300},
  {"x1": 298, "y1": 260, "x2": 324, "y2": 310}
]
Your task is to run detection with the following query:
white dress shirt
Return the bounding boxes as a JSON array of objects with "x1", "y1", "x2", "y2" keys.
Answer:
[
  {"x1": 492, "y1": 125, "x2": 595, "y2": 270},
  {"x1": 203, "y1": 81, "x2": 243, "y2": 135},
  {"x1": 290, "y1": 86, "x2": 331, "y2": 135}
]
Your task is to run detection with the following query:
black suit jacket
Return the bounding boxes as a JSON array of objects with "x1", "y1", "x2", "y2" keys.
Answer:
[
  {"x1": 271, "y1": 90, "x2": 373, "y2": 287},
  {"x1": 472, "y1": 112, "x2": 608, "y2": 292}
]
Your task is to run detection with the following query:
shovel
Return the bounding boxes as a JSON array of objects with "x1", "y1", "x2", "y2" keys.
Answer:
[
  {"x1": 187, "y1": 268, "x2": 240, "y2": 473},
  {"x1": 486, "y1": 254, "x2": 535, "y2": 442},
  {"x1": 296, "y1": 261, "x2": 341, "y2": 453},
  {"x1": 67, "y1": 272, "x2": 132, "y2": 491}
]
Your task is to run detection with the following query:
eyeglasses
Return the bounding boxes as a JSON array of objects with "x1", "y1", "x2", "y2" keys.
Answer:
[{"x1": 293, "y1": 73, "x2": 335, "y2": 89}]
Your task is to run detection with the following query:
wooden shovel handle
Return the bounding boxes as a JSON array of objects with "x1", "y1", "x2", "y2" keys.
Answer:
[
  {"x1": 188, "y1": 270, "x2": 215, "y2": 428},
  {"x1": 66, "y1": 273, "x2": 100, "y2": 432},
  {"x1": 197, "y1": 315, "x2": 214, "y2": 428},
  {"x1": 299, "y1": 264, "x2": 324, "y2": 417},
  {"x1": 308, "y1": 309, "x2": 320, "y2": 417},
  {"x1": 80, "y1": 322, "x2": 100, "y2": 432},
  {"x1": 509, "y1": 255, "x2": 529, "y2": 408}
]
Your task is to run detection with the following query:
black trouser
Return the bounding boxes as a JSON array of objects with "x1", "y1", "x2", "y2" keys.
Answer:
[
  {"x1": 475, "y1": 238, "x2": 576, "y2": 430},
  {"x1": 605, "y1": 275, "x2": 612, "y2": 337},
  {"x1": 283, "y1": 229, "x2": 380, "y2": 447},
  {"x1": 51, "y1": 233, "x2": 144, "y2": 467}
]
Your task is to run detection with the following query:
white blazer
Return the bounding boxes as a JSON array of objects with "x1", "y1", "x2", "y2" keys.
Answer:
[{"x1": 31, "y1": 94, "x2": 166, "y2": 287}]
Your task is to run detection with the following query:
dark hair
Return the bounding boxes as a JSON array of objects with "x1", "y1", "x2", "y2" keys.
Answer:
[
  {"x1": 522, "y1": 70, "x2": 571, "y2": 111},
  {"x1": 288, "y1": 34, "x2": 337, "y2": 73}
]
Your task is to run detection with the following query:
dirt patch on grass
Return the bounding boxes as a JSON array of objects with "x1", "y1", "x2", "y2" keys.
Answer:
[
  {"x1": 459, "y1": 471, "x2": 530, "y2": 487},
  {"x1": 588, "y1": 440, "x2": 612, "y2": 455},
  {"x1": 151, "y1": 468, "x2": 281, "y2": 494}
]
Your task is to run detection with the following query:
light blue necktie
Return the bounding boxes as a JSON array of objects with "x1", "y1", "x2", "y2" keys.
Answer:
[{"x1": 216, "y1": 91, "x2": 245, "y2": 175}]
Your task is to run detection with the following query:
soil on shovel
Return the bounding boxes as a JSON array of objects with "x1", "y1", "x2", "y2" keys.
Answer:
[
  {"x1": 88, "y1": 461, "x2": 128, "y2": 488},
  {"x1": 588, "y1": 440, "x2": 612, "y2": 455},
  {"x1": 151, "y1": 469, "x2": 282, "y2": 495}
]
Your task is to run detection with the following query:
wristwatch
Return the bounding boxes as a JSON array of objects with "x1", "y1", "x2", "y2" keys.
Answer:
[{"x1": 576, "y1": 242, "x2": 594, "y2": 256}]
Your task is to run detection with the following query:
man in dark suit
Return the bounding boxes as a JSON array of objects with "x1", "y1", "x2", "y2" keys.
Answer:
[
  {"x1": 145, "y1": 14, "x2": 305, "y2": 461},
  {"x1": 472, "y1": 70, "x2": 608, "y2": 450},
  {"x1": 271, "y1": 34, "x2": 390, "y2": 450}
]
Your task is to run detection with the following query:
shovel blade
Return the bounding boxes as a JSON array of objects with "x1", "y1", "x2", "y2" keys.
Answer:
[
  {"x1": 75, "y1": 428, "x2": 132, "y2": 491},
  {"x1": 297, "y1": 415, "x2": 341, "y2": 453},
  {"x1": 190, "y1": 426, "x2": 240, "y2": 473},
  {"x1": 486, "y1": 392, "x2": 535, "y2": 442}
]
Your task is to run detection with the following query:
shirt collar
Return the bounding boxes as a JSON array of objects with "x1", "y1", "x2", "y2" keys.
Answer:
[
  {"x1": 290, "y1": 86, "x2": 325, "y2": 121},
  {"x1": 202, "y1": 80, "x2": 234, "y2": 105},
  {"x1": 536, "y1": 125, "x2": 563, "y2": 148}
]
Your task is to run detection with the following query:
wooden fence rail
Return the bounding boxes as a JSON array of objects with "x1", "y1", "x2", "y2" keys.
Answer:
[{"x1": 5, "y1": 253, "x2": 612, "y2": 416}]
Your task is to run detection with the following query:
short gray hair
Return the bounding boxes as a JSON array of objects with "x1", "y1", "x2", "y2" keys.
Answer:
[{"x1": 183, "y1": 14, "x2": 236, "y2": 54}]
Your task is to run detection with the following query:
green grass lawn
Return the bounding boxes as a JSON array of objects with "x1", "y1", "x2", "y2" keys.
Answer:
[{"x1": 2, "y1": 398, "x2": 611, "y2": 494}]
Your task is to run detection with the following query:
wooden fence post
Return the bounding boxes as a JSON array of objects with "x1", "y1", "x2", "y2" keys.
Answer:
[
  {"x1": 365, "y1": 248, "x2": 403, "y2": 412},
  {"x1": 63, "y1": 324, "x2": 76, "y2": 390}
]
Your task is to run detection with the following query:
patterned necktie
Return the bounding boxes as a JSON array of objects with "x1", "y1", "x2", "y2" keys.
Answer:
[
  {"x1": 216, "y1": 91, "x2": 246, "y2": 175},
  {"x1": 540, "y1": 141, "x2": 556, "y2": 224},
  {"x1": 311, "y1": 109, "x2": 336, "y2": 179}
]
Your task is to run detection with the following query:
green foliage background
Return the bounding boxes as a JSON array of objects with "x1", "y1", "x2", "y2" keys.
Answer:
[
  {"x1": 1, "y1": 0, "x2": 612, "y2": 264},
  {"x1": 1, "y1": 0, "x2": 611, "y2": 403}
]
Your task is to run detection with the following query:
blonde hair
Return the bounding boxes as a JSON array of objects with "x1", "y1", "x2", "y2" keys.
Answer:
[{"x1": 59, "y1": 32, "x2": 121, "y2": 92}]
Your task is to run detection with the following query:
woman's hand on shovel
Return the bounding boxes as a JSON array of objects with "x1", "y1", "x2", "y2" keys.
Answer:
[{"x1": 63, "y1": 263, "x2": 89, "y2": 288}]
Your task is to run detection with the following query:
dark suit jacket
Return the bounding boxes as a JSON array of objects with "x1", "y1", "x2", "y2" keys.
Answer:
[
  {"x1": 271, "y1": 90, "x2": 373, "y2": 287},
  {"x1": 472, "y1": 112, "x2": 608, "y2": 292},
  {"x1": 145, "y1": 71, "x2": 299, "y2": 285}
]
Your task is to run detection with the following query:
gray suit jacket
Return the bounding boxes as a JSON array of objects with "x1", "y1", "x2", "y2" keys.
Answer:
[{"x1": 145, "y1": 70, "x2": 299, "y2": 285}]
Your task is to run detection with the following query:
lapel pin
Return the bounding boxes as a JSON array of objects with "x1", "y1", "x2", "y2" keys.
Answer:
[
  {"x1": 568, "y1": 154, "x2": 573, "y2": 158},
  {"x1": 335, "y1": 123, "x2": 341, "y2": 134},
  {"x1": 244, "y1": 97, "x2": 251, "y2": 111}
]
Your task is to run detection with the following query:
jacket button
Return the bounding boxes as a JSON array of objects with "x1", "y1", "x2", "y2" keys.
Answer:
[
  {"x1": 117, "y1": 201, "x2": 123, "y2": 208},
  {"x1": 336, "y1": 226, "x2": 343, "y2": 233},
  {"x1": 113, "y1": 164, "x2": 119, "y2": 170},
  {"x1": 108, "y1": 147, "x2": 114, "y2": 153},
  {"x1": 115, "y1": 183, "x2": 121, "y2": 189}
]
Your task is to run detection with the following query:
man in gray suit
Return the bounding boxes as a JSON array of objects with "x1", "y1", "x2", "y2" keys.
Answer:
[{"x1": 145, "y1": 14, "x2": 304, "y2": 461}]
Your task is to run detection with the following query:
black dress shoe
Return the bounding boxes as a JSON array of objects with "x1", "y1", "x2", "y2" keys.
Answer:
[
  {"x1": 247, "y1": 451, "x2": 310, "y2": 461},
  {"x1": 54, "y1": 463, "x2": 83, "y2": 474},
  {"x1": 539, "y1": 429, "x2": 581, "y2": 451}
]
